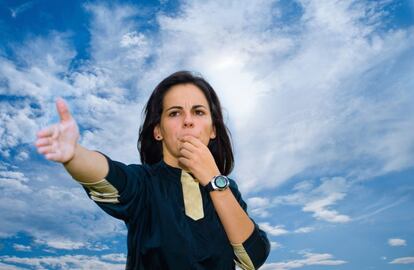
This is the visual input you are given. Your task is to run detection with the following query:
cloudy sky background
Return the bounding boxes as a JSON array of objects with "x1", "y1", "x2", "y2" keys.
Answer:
[{"x1": 0, "y1": 0, "x2": 413, "y2": 269}]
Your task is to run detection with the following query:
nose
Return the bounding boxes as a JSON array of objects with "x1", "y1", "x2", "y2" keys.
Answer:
[{"x1": 183, "y1": 113, "x2": 194, "y2": 128}]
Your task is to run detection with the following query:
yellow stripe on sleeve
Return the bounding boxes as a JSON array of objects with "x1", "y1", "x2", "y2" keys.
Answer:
[
  {"x1": 78, "y1": 178, "x2": 120, "y2": 203},
  {"x1": 231, "y1": 242, "x2": 255, "y2": 270}
]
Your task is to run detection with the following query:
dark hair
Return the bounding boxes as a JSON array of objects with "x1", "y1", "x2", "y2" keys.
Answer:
[{"x1": 137, "y1": 71, "x2": 234, "y2": 175}]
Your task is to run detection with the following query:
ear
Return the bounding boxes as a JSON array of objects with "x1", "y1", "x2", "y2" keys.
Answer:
[
  {"x1": 153, "y1": 124, "x2": 163, "y2": 141},
  {"x1": 210, "y1": 125, "x2": 216, "y2": 139}
]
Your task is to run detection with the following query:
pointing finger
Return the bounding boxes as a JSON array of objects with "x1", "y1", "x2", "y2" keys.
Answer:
[{"x1": 56, "y1": 97, "x2": 72, "y2": 122}]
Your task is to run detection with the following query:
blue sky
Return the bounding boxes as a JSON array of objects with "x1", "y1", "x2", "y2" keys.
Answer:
[{"x1": 0, "y1": 0, "x2": 413, "y2": 269}]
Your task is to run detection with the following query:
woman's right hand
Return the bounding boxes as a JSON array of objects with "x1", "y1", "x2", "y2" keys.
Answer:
[{"x1": 35, "y1": 97, "x2": 80, "y2": 163}]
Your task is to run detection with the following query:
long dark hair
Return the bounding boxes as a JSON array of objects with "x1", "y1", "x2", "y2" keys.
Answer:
[{"x1": 137, "y1": 71, "x2": 234, "y2": 175}]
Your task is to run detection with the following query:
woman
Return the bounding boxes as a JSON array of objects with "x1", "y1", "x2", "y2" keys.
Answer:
[{"x1": 35, "y1": 71, "x2": 270, "y2": 269}]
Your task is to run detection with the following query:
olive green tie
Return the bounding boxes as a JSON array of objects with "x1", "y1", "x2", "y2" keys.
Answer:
[{"x1": 180, "y1": 170, "x2": 204, "y2": 220}]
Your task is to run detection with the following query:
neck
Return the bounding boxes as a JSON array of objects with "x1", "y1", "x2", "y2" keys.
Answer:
[
  {"x1": 162, "y1": 148, "x2": 182, "y2": 169},
  {"x1": 163, "y1": 156, "x2": 180, "y2": 169}
]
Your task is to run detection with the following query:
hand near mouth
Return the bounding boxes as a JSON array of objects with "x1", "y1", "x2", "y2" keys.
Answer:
[{"x1": 178, "y1": 135, "x2": 221, "y2": 186}]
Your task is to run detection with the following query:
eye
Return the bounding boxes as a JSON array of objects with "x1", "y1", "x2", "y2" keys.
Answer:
[
  {"x1": 195, "y1": 110, "x2": 205, "y2": 116},
  {"x1": 169, "y1": 111, "x2": 180, "y2": 117}
]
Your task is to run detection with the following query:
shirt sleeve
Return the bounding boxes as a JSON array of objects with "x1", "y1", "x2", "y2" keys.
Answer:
[
  {"x1": 76, "y1": 151, "x2": 148, "y2": 222},
  {"x1": 228, "y1": 179, "x2": 271, "y2": 270}
]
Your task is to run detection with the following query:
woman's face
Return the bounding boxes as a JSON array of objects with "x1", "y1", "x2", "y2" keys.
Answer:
[{"x1": 154, "y1": 83, "x2": 216, "y2": 167}]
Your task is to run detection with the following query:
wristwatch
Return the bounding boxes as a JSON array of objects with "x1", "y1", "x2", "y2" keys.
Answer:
[{"x1": 205, "y1": 175, "x2": 230, "y2": 192}]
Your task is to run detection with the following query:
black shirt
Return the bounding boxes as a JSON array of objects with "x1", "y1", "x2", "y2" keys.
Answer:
[{"x1": 80, "y1": 152, "x2": 270, "y2": 269}]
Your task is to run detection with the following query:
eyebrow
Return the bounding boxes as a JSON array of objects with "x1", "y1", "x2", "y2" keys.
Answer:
[{"x1": 165, "y1": 105, "x2": 208, "y2": 111}]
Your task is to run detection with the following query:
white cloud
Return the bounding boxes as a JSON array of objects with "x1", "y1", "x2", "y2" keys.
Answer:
[
  {"x1": 262, "y1": 252, "x2": 347, "y2": 270},
  {"x1": 33, "y1": 237, "x2": 110, "y2": 251},
  {"x1": 0, "y1": 254, "x2": 126, "y2": 270},
  {"x1": 302, "y1": 195, "x2": 351, "y2": 223},
  {"x1": 121, "y1": 32, "x2": 147, "y2": 48},
  {"x1": 300, "y1": 177, "x2": 351, "y2": 223},
  {"x1": 267, "y1": 177, "x2": 351, "y2": 223},
  {"x1": 12, "y1": 244, "x2": 31, "y2": 252},
  {"x1": 0, "y1": 262, "x2": 22, "y2": 270},
  {"x1": 0, "y1": 170, "x2": 31, "y2": 193},
  {"x1": 258, "y1": 221, "x2": 315, "y2": 237},
  {"x1": 248, "y1": 197, "x2": 270, "y2": 208},
  {"x1": 101, "y1": 253, "x2": 127, "y2": 262},
  {"x1": 247, "y1": 197, "x2": 272, "y2": 218},
  {"x1": 259, "y1": 222, "x2": 289, "y2": 236},
  {"x1": 389, "y1": 257, "x2": 414, "y2": 264},
  {"x1": 0, "y1": 102, "x2": 41, "y2": 158},
  {"x1": 15, "y1": 151, "x2": 29, "y2": 161},
  {"x1": 34, "y1": 238, "x2": 86, "y2": 250},
  {"x1": 0, "y1": 164, "x2": 125, "y2": 245},
  {"x1": 294, "y1": 227, "x2": 315, "y2": 234},
  {"x1": 270, "y1": 241, "x2": 282, "y2": 249},
  {"x1": 83, "y1": 3, "x2": 151, "y2": 86},
  {"x1": 388, "y1": 238, "x2": 407, "y2": 247},
  {"x1": 9, "y1": 1, "x2": 34, "y2": 18}
]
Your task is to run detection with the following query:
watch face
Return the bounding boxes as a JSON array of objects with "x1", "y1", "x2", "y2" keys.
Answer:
[{"x1": 215, "y1": 176, "x2": 228, "y2": 188}]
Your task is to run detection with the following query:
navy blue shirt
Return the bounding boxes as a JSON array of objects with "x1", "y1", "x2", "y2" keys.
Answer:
[{"x1": 80, "y1": 152, "x2": 270, "y2": 269}]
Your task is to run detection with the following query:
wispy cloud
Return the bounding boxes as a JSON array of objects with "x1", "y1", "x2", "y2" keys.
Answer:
[
  {"x1": 262, "y1": 252, "x2": 347, "y2": 270},
  {"x1": 0, "y1": 163, "x2": 125, "y2": 246},
  {"x1": 251, "y1": 177, "x2": 351, "y2": 223},
  {"x1": 0, "y1": 254, "x2": 126, "y2": 270},
  {"x1": 270, "y1": 241, "x2": 282, "y2": 250},
  {"x1": 101, "y1": 253, "x2": 127, "y2": 262},
  {"x1": 12, "y1": 244, "x2": 31, "y2": 252},
  {"x1": 0, "y1": 262, "x2": 21, "y2": 270},
  {"x1": 0, "y1": 170, "x2": 31, "y2": 193},
  {"x1": 389, "y1": 256, "x2": 414, "y2": 264},
  {"x1": 388, "y1": 238, "x2": 407, "y2": 247},
  {"x1": 293, "y1": 227, "x2": 315, "y2": 234},
  {"x1": 259, "y1": 222, "x2": 289, "y2": 236},
  {"x1": 353, "y1": 196, "x2": 408, "y2": 222},
  {"x1": 34, "y1": 238, "x2": 86, "y2": 250},
  {"x1": 33, "y1": 237, "x2": 110, "y2": 251},
  {"x1": 9, "y1": 1, "x2": 34, "y2": 18},
  {"x1": 258, "y1": 221, "x2": 315, "y2": 237},
  {"x1": 292, "y1": 178, "x2": 351, "y2": 223}
]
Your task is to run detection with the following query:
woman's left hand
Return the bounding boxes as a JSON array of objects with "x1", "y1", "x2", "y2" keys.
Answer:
[{"x1": 178, "y1": 135, "x2": 221, "y2": 186}]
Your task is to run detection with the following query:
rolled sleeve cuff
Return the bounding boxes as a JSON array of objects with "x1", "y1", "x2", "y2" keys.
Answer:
[
  {"x1": 76, "y1": 151, "x2": 127, "y2": 204},
  {"x1": 231, "y1": 222, "x2": 271, "y2": 270},
  {"x1": 77, "y1": 178, "x2": 120, "y2": 203}
]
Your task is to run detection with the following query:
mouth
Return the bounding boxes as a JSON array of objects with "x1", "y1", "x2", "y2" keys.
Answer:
[
  {"x1": 180, "y1": 133, "x2": 197, "y2": 137},
  {"x1": 179, "y1": 134, "x2": 198, "y2": 140}
]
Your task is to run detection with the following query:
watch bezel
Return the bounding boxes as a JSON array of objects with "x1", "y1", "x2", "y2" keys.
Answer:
[{"x1": 212, "y1": 175, "x2": 229, "y2": 191}]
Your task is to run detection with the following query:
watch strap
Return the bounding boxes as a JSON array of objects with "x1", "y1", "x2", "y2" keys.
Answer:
[{"x1": 205, "y1": 181, "x2": 215, "y2": 192}]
